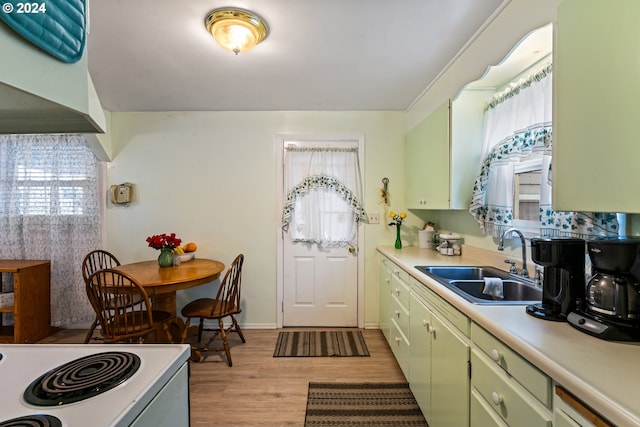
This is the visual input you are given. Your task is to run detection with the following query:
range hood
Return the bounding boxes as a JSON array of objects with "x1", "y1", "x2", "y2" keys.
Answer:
[{"x1": 0, "y1": 22, "x2": 106, "y2": 134}]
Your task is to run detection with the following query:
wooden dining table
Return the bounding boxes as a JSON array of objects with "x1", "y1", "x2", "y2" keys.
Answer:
[{"x1": 115, "y1": 258, "x2": 225, "y2": 317}]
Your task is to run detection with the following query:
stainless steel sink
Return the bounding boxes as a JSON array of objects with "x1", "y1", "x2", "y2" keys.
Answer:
[
  {"x1": 415, "y1": 265, "x2": 542, "y2": 305},
  {"x1": 416, "y1": 266, "x2": 510, "y2": 281}
]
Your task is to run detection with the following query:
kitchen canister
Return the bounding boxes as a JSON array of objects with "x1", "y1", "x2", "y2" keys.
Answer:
[{"x1": 418, "y1": 229, "x2": 435, "y2": 248}]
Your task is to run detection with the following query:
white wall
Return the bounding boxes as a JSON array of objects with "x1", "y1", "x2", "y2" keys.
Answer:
[{"x1": 105, "y1": 111, "x2": 411, "y2": 328}]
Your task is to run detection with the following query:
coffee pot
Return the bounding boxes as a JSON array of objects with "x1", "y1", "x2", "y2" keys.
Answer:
[
  {"x1": 527, "y1": 237, "x2": 586, "y2": 321},
  {"x1": 568, "y1": 237, "x2": 640, "y2": 341}
]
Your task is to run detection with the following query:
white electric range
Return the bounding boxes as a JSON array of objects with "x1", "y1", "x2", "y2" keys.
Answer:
[{"x1": 0, "y1": 343, "x2": 191, "y2": 427}]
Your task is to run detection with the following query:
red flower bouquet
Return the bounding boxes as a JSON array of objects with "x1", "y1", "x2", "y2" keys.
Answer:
[{"x1": 146, "y1": 233, "x2": 182, "y2": 250}]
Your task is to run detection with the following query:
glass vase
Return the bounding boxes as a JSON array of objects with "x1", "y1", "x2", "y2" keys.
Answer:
[
  {"x1": 158, "y1": 248, "x2": 174, "y2": 267},
  {"x1": 395, "y1": 224, "x2": 402, "y2": 249}
]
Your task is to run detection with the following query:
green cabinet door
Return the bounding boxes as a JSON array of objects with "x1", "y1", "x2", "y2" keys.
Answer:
[
  {"x1": 430, "y1": 312, "x2": 470, "y2": 427},
  {"x1": 554, "y1": 0, "x2": 640, "y2": 212},
  {"x1": 409, "y1": 294, "x2": 432, "y2": 419},
  {"x1": 406, "y1": 100, "x2": 451, "y2": 210}
]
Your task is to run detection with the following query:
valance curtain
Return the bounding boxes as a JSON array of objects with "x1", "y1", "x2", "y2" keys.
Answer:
[
  {"x1": 470, "y1": 123, "x2": 551, "y2": 236},
  {"x1": 0, "y1": 134, "x2": 102, "y2": 326},
  {"x1": 281, "y1": 145, "x2": 366, "y2": 247},
  {"x1": 469, "y1": 65, "x2": 619, "y2": 238},
  {"x1": 539, "y1": 147, "x2": 619, "y2": 238}
]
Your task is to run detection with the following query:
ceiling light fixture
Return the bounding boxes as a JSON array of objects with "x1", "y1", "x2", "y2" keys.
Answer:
[{"x1": 205, "y1": 8, "x2": 268, "y2": 55}]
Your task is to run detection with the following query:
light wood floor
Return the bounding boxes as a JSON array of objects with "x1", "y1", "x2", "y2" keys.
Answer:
[{"x1": 39, "y1": 328, "x2": 406, "y2": 426}]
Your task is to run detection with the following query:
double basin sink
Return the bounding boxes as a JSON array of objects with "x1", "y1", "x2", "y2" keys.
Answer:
[{"x1": 415, "y1": 265, "x2": 542, "y2": 305}]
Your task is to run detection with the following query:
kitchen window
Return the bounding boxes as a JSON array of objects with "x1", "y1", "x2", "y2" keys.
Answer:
[
  {"x1": 512, "y1": 157, "x2": 542, "y2": 235},
  {"x1": 14, "y1": 166, "x2": 88, "y2": 215},
  {"x1": 0, "y1": 134, "x2": 102, "y2": 327}
]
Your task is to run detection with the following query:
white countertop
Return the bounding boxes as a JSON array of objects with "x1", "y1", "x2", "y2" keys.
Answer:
[{"x1": 378, "y1": 245, "x2": 640, "y2": 427}]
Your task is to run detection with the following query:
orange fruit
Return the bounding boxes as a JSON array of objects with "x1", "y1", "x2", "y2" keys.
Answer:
[{"x1": 184, "y1": 242, "x2": 197, "y2": 253}]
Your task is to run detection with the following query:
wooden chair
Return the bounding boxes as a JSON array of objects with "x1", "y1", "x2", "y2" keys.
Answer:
[
  {"x1": 181, "y1": 254, "x2": 245, "y2": 365},
  {"x1": 85, "y1": 268, "x2": 172, "y2": 344},
  {"x1": 82, "y1": 250, "x2": 121, "y2": 343}
]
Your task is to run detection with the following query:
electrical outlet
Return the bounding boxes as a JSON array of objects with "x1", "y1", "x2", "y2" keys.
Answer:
[{"x1": 368, "y1": 212, "x2": 380, "y2": 224}]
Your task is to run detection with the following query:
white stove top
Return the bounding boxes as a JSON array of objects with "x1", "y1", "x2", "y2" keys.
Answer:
[{"x1": 0, "y1": 344, "x2": 190, "y2": 427}]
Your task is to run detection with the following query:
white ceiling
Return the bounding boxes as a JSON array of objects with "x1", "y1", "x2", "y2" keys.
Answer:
[{"x1": 86, "y1": 0, "x2": 509, "y2": 112}]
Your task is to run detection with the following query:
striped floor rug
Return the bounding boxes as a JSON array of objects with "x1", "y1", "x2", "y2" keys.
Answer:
[
  {"x1": 273, "y1": 330, "x2": 370, "y2": 357},
  {"x1": 304, "y1": 382, "x2": 429, "y2": 426}
]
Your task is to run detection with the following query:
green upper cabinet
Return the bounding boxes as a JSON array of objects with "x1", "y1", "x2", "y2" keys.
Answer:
[
  {"x1": 406, "y1": 99, "x2": 451, "y2": 210},
  {"x1": 553, "y1": 0, "x2": 640, "y2": 213},
  {"x1": 406, "y1": 93, "x2": 484, "y2": 211}
]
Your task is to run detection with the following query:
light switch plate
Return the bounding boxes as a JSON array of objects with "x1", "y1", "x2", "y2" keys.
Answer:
[{"x1": 368, "y1": 212, "x2": 380, "y2": 224}]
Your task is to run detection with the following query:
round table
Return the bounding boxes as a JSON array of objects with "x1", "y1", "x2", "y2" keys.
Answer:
[{"x1": 115, "y1": 258, "x2": 225, "y2": 316}]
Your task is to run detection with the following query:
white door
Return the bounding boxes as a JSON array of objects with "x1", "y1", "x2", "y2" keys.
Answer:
[
  {"x1": 280, "y1": 137, "x2": 364, "y2": 327},
  {"x1": 283, "y1": 237, "x2": 358, "y2": 326}
]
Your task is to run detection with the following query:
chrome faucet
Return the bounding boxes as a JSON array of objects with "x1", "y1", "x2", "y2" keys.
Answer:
[{"x1": 498, "y1": 228, "x2": 529, "y2": 278}]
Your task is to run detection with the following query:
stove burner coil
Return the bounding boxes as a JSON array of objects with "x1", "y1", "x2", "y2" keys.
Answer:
[
  {"x1": 23, "y1": 351, "x2": 141, "y2": 406},
  {"x1": 0, "y1": 414, "x2": 62, "y2": 427}
]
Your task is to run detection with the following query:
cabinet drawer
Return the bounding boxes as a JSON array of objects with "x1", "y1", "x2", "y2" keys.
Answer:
[
  {"x1": 390, "y1": 294, "x2": 410, "y2": 339},
  {"x1": 555, "y1": 409, "x2": 582, "y2": 427},
  {"x1": 471, "y1": 323, "x2": 551, "y2": 407},
  {"x1": 390, "y1": 271, "x2": 411, "y2": 309},
  {"x1": 471, "y1": 389, "x2": 508, "y2": 427},
  {"x1": 381, "y1": 256, "x2": 410, "y2": 284},
  {"x1": 555, "y1": 385, "x2": 613, "y2": 427},
  {"x1": 395, "y1": 264, "x2": 411, "y2": 285},
  {"x1": 390, "y1": 319, "x2": 410, "y2": 378},
  {"x1": 428, "y1": 289, "x2": 469, "y2": 337},
  {"x1": 380, "y1": 254, "x2": 394, "y2": 270},
  {"x1": 471, "y1": 350, "x2": 552, "y2": 427},
  {"x1": 410, "y1": 277, "x2": 470, "y2": 337}
]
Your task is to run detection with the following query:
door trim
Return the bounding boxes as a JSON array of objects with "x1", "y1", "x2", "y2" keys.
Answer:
[{"x1": 275, "y1": 133, "x2": 365, "y2": 328}]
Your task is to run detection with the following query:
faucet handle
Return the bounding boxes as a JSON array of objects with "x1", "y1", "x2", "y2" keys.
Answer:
[{"x1": 504, "y1": 259, "x2": 517, "y2": 274}]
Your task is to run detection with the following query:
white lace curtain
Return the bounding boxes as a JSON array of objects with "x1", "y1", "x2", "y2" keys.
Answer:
[
  {"x1": 0, "y1": 134, "x2": 102, "y2": 326},
  {"x1": 281, "y1": 145, "x2": 366, "y2": 247},
  {"x1": 469, "y1": 65, "x2": 619, "y2": 238}
]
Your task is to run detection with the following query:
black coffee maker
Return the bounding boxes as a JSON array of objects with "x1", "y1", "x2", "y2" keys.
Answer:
[
  {"x1": 568, "y1": 237, "x2": 640, "y2": 341},
  {"x1": 527, "y1": 237, "x2": 586, "y2": 321}
]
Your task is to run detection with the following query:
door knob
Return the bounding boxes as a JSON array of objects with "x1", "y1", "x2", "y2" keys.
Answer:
[{"x1": 348, "y1": 245, "x2": 357, "y2": 253}]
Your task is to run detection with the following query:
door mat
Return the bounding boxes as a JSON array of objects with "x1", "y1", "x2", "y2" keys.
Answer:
[
  {"x1": 304, "y1": 382, "x2": 429, "y2": 426},
  {"x1": 273, "y1": 330, "x2": 370, "y2": 357}
]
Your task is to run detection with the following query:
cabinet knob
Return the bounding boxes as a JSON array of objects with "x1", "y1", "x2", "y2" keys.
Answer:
[
  {"x1": 395, "y1": 310, "x2": 401, "y2": 318},
  {"x1": 491, "y1": 392, "x2": 503, "y2": 406},
  {"x1": 422, "y1": 319, "x2": 428, "y2": 327},
  {"x1": 427, "y1": 325, "x2": 435, "y2": 334},
  {"x1": 395, "y1": 336, "x2": 401, "y2": 344},
  {"x1": 395, "y1": 288, "x2": 400, "y2": 296},
  {"x1": 491, "y1": 349, "x2": 502, "y2": 363}
]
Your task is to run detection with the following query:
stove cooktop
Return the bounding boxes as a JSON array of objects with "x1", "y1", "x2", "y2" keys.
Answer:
[
  {"x1": 24, "y1": 351, "x2": 141, "y2": 406},
  {"x1": 0, "y1": 414, "x2": 62, "y2": 427},
  {"x1": 0, "y1": 344, "x2": 190, "y2": 427}
]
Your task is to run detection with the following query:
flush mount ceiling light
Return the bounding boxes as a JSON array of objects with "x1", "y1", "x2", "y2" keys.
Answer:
[{"x1": 205, "y1": 8, "x2": 268, "y2": 55}]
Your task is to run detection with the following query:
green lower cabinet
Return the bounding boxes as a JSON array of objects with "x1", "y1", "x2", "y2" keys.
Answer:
[
  {"x1": 471, "y1": 389, "x2": 508, "y2": 427},
  {"x1": 378, "y1": 256, "x2": 392, "y2": 341},
  {"x1": 389, "y1": 318, "x2": 410, "y2": 377},
  {"x1": 409, "y1": 295, "x2": 432, "y2": 419},
  {"x1": 409, "y1": 288, "x2": 470, "y2": 427},
  {"x1": 471, "y1": 349, "x2": 552, "y2": 426},
  {"x1": 430, "y1": 313, "x2": 470, "y2": 427},
  {"x1": 555, "y1": 409, "x2": 582, "y2": 427}
]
